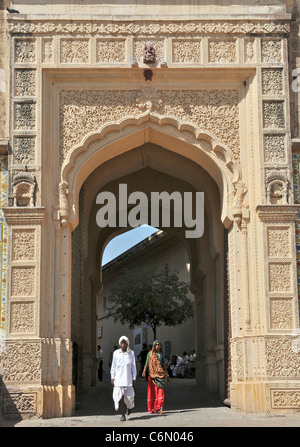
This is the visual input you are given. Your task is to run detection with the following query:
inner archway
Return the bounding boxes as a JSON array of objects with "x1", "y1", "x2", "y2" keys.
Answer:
[{"x1": 70, "y1": 142, "x2": 228, "y2": 409}]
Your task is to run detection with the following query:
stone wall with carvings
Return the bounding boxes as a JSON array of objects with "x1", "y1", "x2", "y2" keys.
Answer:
[{"x1": 1, "y1": 7, "x2": 300, "y2": 418}]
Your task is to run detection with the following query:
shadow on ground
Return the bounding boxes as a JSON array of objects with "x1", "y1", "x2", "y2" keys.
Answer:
[{"x1": 75, "y1": 376, "x2": 224, "y2": 418}]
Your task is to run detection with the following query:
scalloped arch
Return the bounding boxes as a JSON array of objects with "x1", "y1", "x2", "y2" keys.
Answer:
[{"x1": 60, "y1": 112, "x2": 241, "y2": 229}]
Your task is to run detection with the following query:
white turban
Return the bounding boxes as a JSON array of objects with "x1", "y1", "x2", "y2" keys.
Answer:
[{"x1": 119, "y1": 336, "x2": 130, "y2": 347}]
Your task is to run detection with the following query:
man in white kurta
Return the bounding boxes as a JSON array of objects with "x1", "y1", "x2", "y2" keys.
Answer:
[{"x1": 110, "y1": 336, "x2": 137, "y2": 420}]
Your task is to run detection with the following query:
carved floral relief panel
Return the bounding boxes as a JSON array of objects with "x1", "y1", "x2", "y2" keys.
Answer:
[
  {"x1": 10, "y1": 301, "x2": 35, "y2": 333},
  {"x1": 11, "y1": 266, "x2": 35, "y2": 297},
  {"x1": 263, "y1": 101, "x2": 285, "y2": 129},
  {"x1": 42, "y1": 38, "x2": 53, "y2": 63},
  {"x1": 208, "y1": 39, "x2": 237, "y2": 63},
  {"x1": 60, "y1": 38, "x2": 89, "y2": 63},
  {"x1": 12, "y1": 229, "x2": 35, "y2": 261},
  {"x1": 14, "y1": 38, "x2": 36, "y2": 63},
  {"x1": 0, "y1": 340, "x2": 41, "y2": 383},
  {"x1": 261, "y1": 39, "x2": 283, "y2": 64},
  {"x1": 14, "y1": 102, "x2": 36, "y2": 130},
  {"x1": 244, "y1": 38, "x2": 255, "y2": 63},
  {"x1": 15, "y1": 69, "x2": 36, "y2": 97},
  {"x1": 13, "y1": 136, "x2": 36, "y2": 165},
  {"x1": 3, "y1": 392, "x2": 37, "y2": 414},
  {"x1": 262, "y1": 68, "x2": 284, "y2": 96},
  {"x1": 96, "y1": 38, "x2": 126, "y2": 63},
  {"x1": 172, "y1": 39, "x2": 202, "y2": 63},
  {"x1": 266, "y1": 337, "x2": 300, "y2": 378},
  {"x1": 264, "y1": 134, "x2": 286, "y2": 164},
  {"x1": 267, "y1": 227, "x2": 291, "y2": 258},
  {"x1": 271, "y1": 389, "x2": 300, "y2": 409},
  {"x1": 268, "y1": 263, "x2": 292, "y2": 293},
  {"x1": 59, "y1": 88, "x2": 240, "y2": 164},
  {"x1": 270, "y1": 298, "x2": 293, "y2": 329}
]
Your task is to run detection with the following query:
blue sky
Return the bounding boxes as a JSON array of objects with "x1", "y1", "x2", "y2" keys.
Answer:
[{"x1": 102, "y1": 224, "x2": 158, "y2": 265}]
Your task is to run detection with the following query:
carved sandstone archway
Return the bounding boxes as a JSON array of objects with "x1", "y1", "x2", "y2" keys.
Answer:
[{"x1": 57, "y1": 114, "x2": 243, "y2": 231}]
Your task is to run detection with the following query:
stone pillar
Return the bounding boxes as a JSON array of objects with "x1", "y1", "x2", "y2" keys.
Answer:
[
  {"x1": 229, "y1": 205, "x2": 300, "y2": 414},
  {"x1": 0, "y1": 207, "x2": 45, "y2": 419}
]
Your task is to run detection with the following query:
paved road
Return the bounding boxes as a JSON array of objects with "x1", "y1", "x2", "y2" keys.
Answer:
[{"x1": 2, "y1": 377, "x2": 300, "y2": 428}]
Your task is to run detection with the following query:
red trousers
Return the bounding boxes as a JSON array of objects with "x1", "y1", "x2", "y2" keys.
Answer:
[{"x1": 147, "y1": 376, "x2": 165, "y2": 413}]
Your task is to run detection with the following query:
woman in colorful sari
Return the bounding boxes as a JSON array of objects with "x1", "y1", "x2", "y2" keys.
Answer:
[{"x1": 142, "y1": 340, "x2": 169, "y2": 414}]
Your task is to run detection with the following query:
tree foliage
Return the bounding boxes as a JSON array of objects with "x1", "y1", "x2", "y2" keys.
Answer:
[{"x1": 107, "y1": 264, "x2": 194, "y2": 339}]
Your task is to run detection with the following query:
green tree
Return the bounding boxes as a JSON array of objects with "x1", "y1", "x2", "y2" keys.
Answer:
[{"x1": 107, "y1": 264, "x2": 194, "y2": 340}]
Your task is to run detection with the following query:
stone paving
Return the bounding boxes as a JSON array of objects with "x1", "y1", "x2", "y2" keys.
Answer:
[{"x1": 2, "y1": 377, "x2": 300, "y2": 428}]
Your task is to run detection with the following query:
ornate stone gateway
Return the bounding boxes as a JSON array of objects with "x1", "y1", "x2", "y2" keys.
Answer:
[{"x1": 1, "y1": 1, "x2": 300, "y2": 418}]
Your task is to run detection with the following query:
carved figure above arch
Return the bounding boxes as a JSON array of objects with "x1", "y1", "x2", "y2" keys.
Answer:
[{"x1": 266, "y1": 169, "x2": 289, "y2": 205}]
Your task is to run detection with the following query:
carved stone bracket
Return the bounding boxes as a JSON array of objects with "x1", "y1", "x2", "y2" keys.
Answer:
[
  {"x1": 256, "y1": 205, "x2": 300, "y2": 222},
  {"x1": 3, "y1": 206, "x2": 46, "y2": 225}
]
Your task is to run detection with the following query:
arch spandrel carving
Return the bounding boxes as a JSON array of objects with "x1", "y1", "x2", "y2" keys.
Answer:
[{"x1": 58, "y1": 115, "x2": 243, "y2": 230}]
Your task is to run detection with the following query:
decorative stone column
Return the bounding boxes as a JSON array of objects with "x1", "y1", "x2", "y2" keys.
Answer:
[
  {"x1": 0, "y1": 207, "x2": 45, "y2": 418},
  {"x1": 230, "y1": 204, "x2": 300, "y2": 414}
]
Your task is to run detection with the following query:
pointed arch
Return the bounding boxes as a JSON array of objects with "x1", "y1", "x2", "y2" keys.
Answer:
[{"x1": 58, "y1": 113, "x2": 242, "y2": 229}]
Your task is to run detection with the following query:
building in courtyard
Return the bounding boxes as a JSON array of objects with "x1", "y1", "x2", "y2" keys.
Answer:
[
  {"x1": 1, "y1": 0, "x2": 300, "y2": 419},
  {"x1": 98, "y1": 230, "x2": 196, "y2": 379}
]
